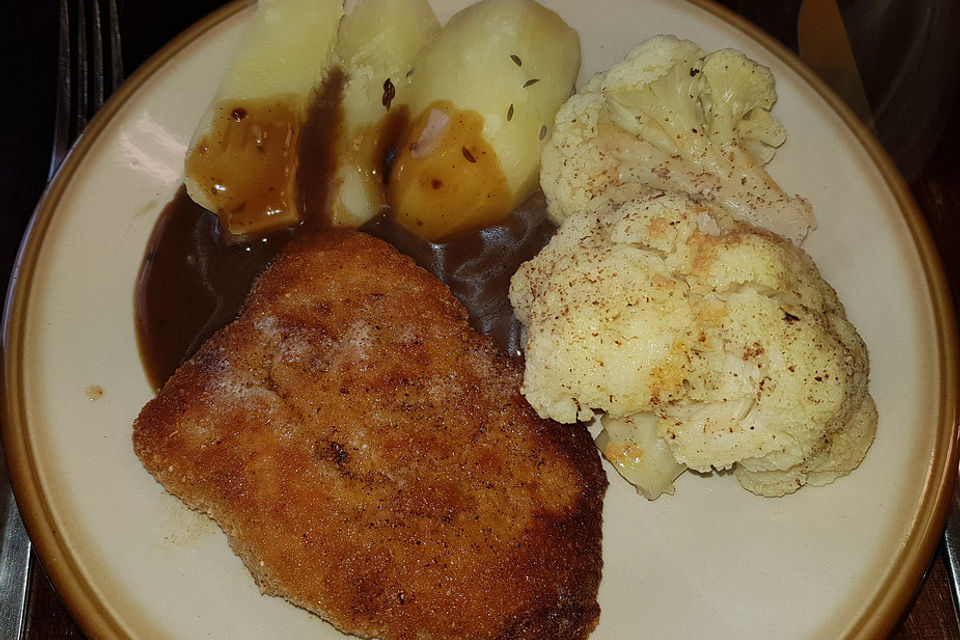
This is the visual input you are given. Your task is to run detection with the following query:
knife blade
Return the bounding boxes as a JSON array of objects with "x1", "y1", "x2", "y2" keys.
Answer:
[{"x1": 796, "y1": 0, "x2": 874, "y2": 126}]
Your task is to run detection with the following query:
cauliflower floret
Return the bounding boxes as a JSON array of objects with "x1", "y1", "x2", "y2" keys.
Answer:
[
  {"x1": 700, "y1": 48, "x2": 785, "y2": 161},
  {"x1": 735, "y1": 394, "x2": 878, "y2": 496},
  {"x1": 596, "y1": 413, "x2": 687, "y2": 500},
  {"x1": 509, "y1": 194, "x2": 875, "y2": 498},
  {"x1": 540, "y1": 35, "x2": 815, "y2": 244}
]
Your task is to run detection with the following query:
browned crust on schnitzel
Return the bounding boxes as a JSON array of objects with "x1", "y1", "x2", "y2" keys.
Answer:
[{"x1": 133, "y1": 230, "x2": 606, "y2": 640}]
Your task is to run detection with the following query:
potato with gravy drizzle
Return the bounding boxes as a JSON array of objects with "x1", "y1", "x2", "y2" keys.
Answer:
[
  {"x1": 329, "y1": 0, "x2": 441, "y2": 228},
  {"x1": 388, "y1": 0, "x2": 580, "y2": 240},
  {"x1": 184, "y1": 0, "x2": 344, "y2": 238}
]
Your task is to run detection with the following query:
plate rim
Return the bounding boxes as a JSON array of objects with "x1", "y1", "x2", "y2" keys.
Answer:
[
  {"x1": 2, "y1": 0, "x2": 957, "y2": 638},
  {"x1": 0, "y1": 1, "x2": 253, "y2": 638},
  {"x1": 709, "y1": 1, "x2": 960, "y2": 636}
]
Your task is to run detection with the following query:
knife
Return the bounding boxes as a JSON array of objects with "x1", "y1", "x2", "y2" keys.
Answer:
[
  {"x1": 945, "y1": 486, "x2": 960, "y2": 625},
  {"x1": 795, "y1": 0, "x2": 874, "y2": 127},
  {"x1": 0, "y1": 458, "x2": 29, "y2": 640}
]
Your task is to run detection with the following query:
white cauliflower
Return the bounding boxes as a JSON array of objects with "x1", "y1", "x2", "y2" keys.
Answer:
[
  {"x1": 594, "y1": 413, "x2": 687, "y2": 500},
  {"x1": 509, "y1": 194, "x2": 875, "y2": 498},
  {"x1": 540, "y1": 35, "x2": 815, "y2": 244}
]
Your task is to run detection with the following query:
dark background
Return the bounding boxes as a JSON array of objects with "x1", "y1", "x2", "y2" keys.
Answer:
[{"x1": 0, "y1": 0, "x2": 233, "y2": 301}]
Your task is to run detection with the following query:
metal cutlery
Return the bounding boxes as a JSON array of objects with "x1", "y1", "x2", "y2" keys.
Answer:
[{"x1": 0, "y1": 1, "x2": 123, "y2": 637}]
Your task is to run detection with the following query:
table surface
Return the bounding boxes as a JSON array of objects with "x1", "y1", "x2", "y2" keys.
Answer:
[{"x1": 1, "y1": 1, "x2": 959, "y2": 638}]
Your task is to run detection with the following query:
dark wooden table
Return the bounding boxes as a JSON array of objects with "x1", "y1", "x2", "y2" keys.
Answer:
[{"x1": 1, "y1": 1, "x2": 958, "y2": 638}]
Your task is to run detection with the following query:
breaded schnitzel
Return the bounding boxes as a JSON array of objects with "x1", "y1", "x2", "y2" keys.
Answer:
[{"x1": 133, "y1": 230, "x2": 606, "y2": 640}]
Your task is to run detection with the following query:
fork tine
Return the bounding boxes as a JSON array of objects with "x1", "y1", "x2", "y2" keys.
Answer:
[
  {"x1": 74, "y1": 0, "x2": 89, "y2": 134},
  {"x1": 49, "y1": 0, "x2": 73, "y2": 179},
  {"x1": 105, "y1": 0, "x2": 124, "y2": 95},
  {"x1": 90, "y1": 0, "x2": 104, "y2": 111},
  {"x1": 87, "y1": 0, "x2": 125, "y2": 116}
]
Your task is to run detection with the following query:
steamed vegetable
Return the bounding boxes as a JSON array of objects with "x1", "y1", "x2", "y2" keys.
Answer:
[
  {"x1": 540, "y1": 35, "x2": 815, "y2": 244},
  {"x1": 388, "y1": 0, "x2": 580, "y2": 240},
  {"x1": 510, "y1": 193, "x2": 875, "y2": 498},
  {"x1": 595, "y1": 413, "x2": 686, "y2": 500}
]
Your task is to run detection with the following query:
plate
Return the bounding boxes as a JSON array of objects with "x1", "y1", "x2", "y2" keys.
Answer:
[{"x1": 3, "y1": 0, "x2": 957, "y2": 638}]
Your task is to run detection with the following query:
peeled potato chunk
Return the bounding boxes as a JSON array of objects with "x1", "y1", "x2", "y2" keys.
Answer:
[
  {"x1": 389, "y1": 0, "x2": 580, "y2": 241},
  {"x1": 184, "y1": 0, "x2": 344, "y2": 237},
  {"x1": 388, "y1": 101, "x2": 513, "y2": 239},
  {"x1": 329, "y1": 0, "x2": 441, "y2": 228}
]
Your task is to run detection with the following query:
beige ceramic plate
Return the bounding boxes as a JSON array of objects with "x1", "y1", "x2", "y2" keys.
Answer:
[{"x1": 3, "y1": 0, "x2": 958, "y2": 638}]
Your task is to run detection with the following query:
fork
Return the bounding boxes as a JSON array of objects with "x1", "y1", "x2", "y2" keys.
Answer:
[
  {"x1": 0, "y1": 1, "x2": 123, "y2": 637},
  {"x1": 48, "y1": 0, "x2": 124, "y2": 179}
]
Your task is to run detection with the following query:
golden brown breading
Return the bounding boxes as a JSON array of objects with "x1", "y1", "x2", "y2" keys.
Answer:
[{"x1": 133, "y1": 230, "x2": 606, "y2": 640}]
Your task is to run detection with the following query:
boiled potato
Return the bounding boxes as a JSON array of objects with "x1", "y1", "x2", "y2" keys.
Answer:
[
  {"x1": 184, "y1": 0, "x2": 344, "y2": 237},
  {"x1": 330, "y1": 0, "x2": 440, "y2": 227},
  {"x1": 388, "y1": 0, "x2": 580, "y2": 240}
]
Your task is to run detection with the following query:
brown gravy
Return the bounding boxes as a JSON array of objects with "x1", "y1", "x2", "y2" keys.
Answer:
[
  {"x1": 183, "y1": 97, "x2": 301, "y2": 236},
  {"x1": 135, "y1": 70, "x2": 554, "y2": 391},
  {"x1": 135, "y1": 191, "x2": 295, "y2": 390},
  {"x1": 388, "y1": 100, "x2": 513, "y2": 240}
]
